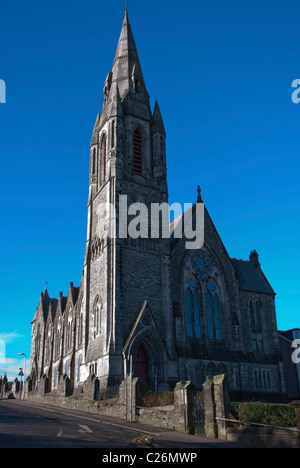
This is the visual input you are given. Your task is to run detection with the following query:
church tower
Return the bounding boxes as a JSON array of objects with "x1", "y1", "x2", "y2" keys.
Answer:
[{"x1": 82, "y1": 9, "x2": 177, "y2": 389}]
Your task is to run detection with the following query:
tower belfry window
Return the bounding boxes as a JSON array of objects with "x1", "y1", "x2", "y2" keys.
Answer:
[
  {"x1": 133, "y1": 128, "x2": 142, "y2": 175},
  {"x1": 111, "y1": 120, "x2": 115, "y2": 148},
  {"x1": 100, "y1": 134, "x2": 107, "y2": 182},
  {"x1": 92, "y1": 148, "x2": 96, "y2": 175}
]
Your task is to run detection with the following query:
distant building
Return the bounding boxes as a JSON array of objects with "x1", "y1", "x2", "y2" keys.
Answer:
[
  {"x1": 29, "y1": 9, "x2": 287, "y2": 402},
  {"x1": 278, "y1": 329, "x2": 300, "y2": 400}
]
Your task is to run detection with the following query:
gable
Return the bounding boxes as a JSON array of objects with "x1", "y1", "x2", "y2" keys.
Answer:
[
  {"x1": 231, "y1": 259, "x2": 274, "y2": 295},
  {"x1": 122, "y1": 301, "x2": 167, "y2": 360}
]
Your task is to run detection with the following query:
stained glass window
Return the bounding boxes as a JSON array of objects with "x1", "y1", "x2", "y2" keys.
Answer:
[
  {"x1": 206, "y1": 292, "x2": 214, "y2": 339},
  {"x1": 185, "y1": 278, "x2": 201, "y2": 338},
  {"x1": 193, "y1": 290, "x2": 201, "y2": 338},
  {"x1": 185, "y1": 288, "x2": 193, "y2": 337},
  {"x1": 206, "y1": 285, "x2": 221, "y2": 340}
]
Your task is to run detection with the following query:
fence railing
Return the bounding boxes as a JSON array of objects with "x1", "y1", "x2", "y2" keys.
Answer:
[{"x1": 215, "y1": 417, "x2": 300, "y2": 433}]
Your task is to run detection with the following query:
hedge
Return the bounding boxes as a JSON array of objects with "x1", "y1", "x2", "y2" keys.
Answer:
[{"x1": 231, "y1": 401, "x2": 296, "y2": 428}]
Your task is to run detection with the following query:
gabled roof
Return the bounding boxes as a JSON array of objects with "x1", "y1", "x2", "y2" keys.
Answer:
[
  {"x1": 48, "y1": 299, "x2": 58, "y2": 322},
  {"x1": 231, "y1": 258, "x2": 275, "y2": 295}
]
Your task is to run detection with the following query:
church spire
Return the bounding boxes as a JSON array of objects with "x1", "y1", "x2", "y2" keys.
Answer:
[
  {"x1": 108, "y1": 9, "x2": 150, "y2": 115},
  {"x1": 94, "y1": 8, "x2": 166, "y2": 189}
]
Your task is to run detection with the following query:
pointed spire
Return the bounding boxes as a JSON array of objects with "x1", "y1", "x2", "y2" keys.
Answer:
[
  {"x1": 110, "y1": 84, "x2": 124, "y2": 118},
  {"x1": 99, "y1": 8, "x2": 151, "y2": 126},
  {"x1": 152, "y1": 101, "x2": 166, "y2": 135},
  {"x1": 197, "y1": 185, "x2": 203, "y2": 203},
  {"x1": 90, "y1": 113, "x2": 100, "y2": 147},
  {"x1": 110, "y1": 8, "x2": 150, "y2": 114}
]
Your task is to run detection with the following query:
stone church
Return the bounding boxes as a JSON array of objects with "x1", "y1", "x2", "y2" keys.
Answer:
[{"x1": 29, "y1": 10, "x2": 286, "y2": 402}]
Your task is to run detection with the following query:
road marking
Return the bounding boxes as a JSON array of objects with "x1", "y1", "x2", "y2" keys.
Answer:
[
  {"x1": 57, "y1": 426, "x2": 80, "y2": 439},
  {"x1": 132, "y1": 435, "x2": 151, "y2": 448},
  {"x1": 78, "y1": 424, "x2": 93, "y2": 434}
]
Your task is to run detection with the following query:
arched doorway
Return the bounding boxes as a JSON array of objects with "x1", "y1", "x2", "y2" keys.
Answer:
[{"x1": 134, "y1": 346, "x2": 148, "y2": 384}]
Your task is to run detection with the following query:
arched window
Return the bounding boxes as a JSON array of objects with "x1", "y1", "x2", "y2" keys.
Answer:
[
  {"x1": 100, "y1": 134, "x2": 107, "y2": 182},
  {"x1": 93, "y1": 297, "x2": 102, "y2": 339},
  {"x1": 45, "y1": 327, "x2": 51, "y2": 363},
  {"x1": 249, "y1": 300, "x2": 255, "y2": 329},
  {"x1": 111, "y1": 120, "x2": 115, "y2": 148},
  {"x1": 185, "y1": 277, "x2": 201, "y2": 338},
  {"x1": 66, "y1": 310, "x2": 72, "y2": 351},
  {"x1": 133, "y1": 128, "x2": 142, "y2": 175},
  {"x1": 255, "y1": 301, "x2": 262, "y2": 332},
  {"x1": 249, "y1": 300, "x2": 262, "y2": 332},
  {"x1": 249, "y1": 300, "x2": 263, "y2": 351},
  {"x1": 206, "y1": 282, "x2": 221, "y2": 340},
  {"x1": 207, "y1": 362, "x2": 217, "y2": 376},
  {"x1": 92, "y1": 148, "x2": 96, "y2": 175},
  {"x1": 35, "y1": 324, "x2": 41, "y2": 358},
  {"x1": 78, "y1": 303, "x2": 83, "y2": 346},
  {"x1": 195, "y1": 362, "x2": 206, "y2": 388},
  {"x1": 55, "y1": 324, "x2": 61, "y2": 358}
]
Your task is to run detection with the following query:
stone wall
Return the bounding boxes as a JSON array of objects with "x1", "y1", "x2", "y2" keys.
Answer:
[
  {"x1": 24, "y1": 375, "x2": 199, "y2": 434},
  {"x1": 136, "y1": 406, "x2": 177, "y2": 430},
  {"x1": 226, "y1": 427, "x2": 299, "y2": 448}
]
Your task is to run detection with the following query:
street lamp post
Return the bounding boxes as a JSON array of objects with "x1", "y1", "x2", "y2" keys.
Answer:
[{"x1": 18, "y1": 353, "x2": 26, "y2": 400}]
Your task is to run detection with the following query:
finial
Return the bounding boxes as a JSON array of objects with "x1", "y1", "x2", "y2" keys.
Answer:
[
  {"x1": 197, "y1": 185, "x2": 203, "y2": 203},
  {"x1": 45, "y1": 281, "x2": 48, "y2": 292},
  {"x1": 123, "y1": 3, "x2": 129, "y2": 23}
]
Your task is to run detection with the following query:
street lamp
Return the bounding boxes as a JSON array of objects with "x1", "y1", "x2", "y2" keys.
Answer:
[{"x1": 18, "y1": 353, "x2": 26, "y2": 400}]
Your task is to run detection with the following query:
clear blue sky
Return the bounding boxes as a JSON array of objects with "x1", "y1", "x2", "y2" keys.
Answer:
[{"x1": 0, "y1": 0, "x2": 299, "y2": 380}]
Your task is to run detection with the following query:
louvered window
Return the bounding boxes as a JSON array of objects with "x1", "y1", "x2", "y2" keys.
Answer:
[{"x1": 133, "y1": 129, "x2": 142, "y2": 175}]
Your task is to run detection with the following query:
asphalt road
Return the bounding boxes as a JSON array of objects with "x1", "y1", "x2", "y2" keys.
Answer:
[{"x1": 0, "y1": 399, "x2": 246, "y2": 449}]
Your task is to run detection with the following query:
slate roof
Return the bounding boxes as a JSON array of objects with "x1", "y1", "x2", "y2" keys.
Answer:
[
  {"x1": 278, "y1": 328, "x2": 300, "y2": 341},
  {"x1": 231, "y1": 258, "x2": 275, "y2": 295}
]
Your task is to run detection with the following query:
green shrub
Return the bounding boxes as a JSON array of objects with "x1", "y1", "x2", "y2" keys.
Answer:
[
  {"x1": 139, "y1": 384, "x2": 174, "y2": 407},
  {"x1": 231, "y1": 401, "x2": 296, "y2": 428}
]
